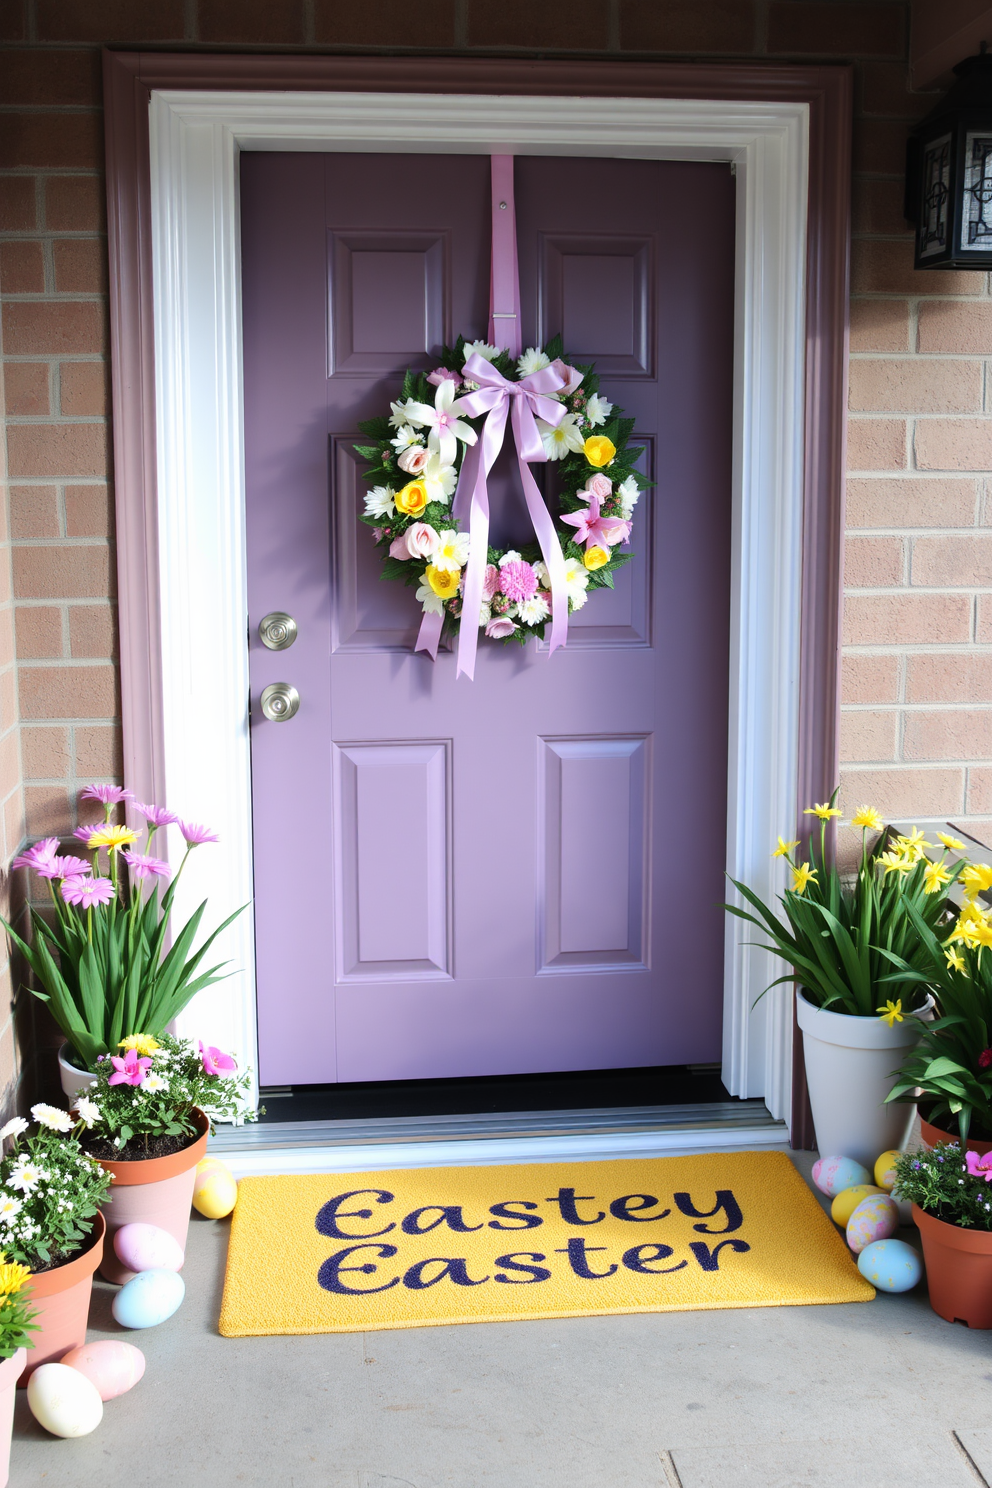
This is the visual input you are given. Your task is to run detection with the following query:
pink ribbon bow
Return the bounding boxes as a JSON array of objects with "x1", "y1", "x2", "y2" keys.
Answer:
[{"x1": 414, "y1": 351, "x2": 571, "y2": 680}]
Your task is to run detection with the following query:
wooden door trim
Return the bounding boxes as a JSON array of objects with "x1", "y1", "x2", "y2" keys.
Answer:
[{"x1": 104, "y1": 52, "x2": 850, "y2": 1137}]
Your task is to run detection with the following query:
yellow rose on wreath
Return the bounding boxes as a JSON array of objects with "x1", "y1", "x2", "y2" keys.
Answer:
[
  {"x1": 583, "y1": 546, "x2": 610, "y2": 571},
  {"x1": 426, "y1": 564, "x2": 461, "y2": 598},
  {"x1": 395, "y1": 480, "x2": 429, "y2": 517},
  {"x1": 584, "y1": 435, "x2": 616, "y2": 468}
]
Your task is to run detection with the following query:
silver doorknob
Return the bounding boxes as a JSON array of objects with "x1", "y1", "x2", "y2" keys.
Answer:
[
  {"x1": 260, "y1": 682, "x2": 300, "y2": 722},
  {"x1": 259, "y1": 612, "x2": 298, "y2": 651}
]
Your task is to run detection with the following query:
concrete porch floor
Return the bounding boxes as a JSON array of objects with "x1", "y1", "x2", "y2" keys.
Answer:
[{"x1": 10, "y1": 1149, "x2": 992, "y2": 1488}]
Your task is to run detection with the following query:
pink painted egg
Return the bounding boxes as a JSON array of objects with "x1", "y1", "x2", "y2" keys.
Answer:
[
  {"x1": 60, "y1": 1340, "x2": 145, "y2": 1401},
  {"x1": 114, "y1": 1221, "x2": 184, "y2": 1274},
  {"x1": 846, "y1": 1192, "x2": 899, "y2": 1254},
  {"x1": 811, "y1": 1155, "x2": 872, "y2": 1198}
]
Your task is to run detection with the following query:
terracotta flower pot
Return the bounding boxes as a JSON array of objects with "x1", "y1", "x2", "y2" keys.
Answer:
[
  {"x1": 96, "y1": 1109, "x2": 209, "y2": 1284},
  {"x1": 919, "y1": 1114, "x2": 992, "y2": 1157},
  {"x1": 0, "y1": 1349, "x2": 24, "y2": 1487},
  {"x1": 913, "y1": 1203, "x2": 992, "y2": 1328},
  {"x1": 19, "y1": 1211, "x2": 105, "y2": 1382}
]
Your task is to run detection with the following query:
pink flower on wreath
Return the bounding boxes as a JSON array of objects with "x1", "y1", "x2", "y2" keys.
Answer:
[
  {"x1": 486, "y1": 617, "x2": 518, "y2": 640},
  {"x1": 36, "y1": 854, "x2": 92, "y2": 881},
  {"x1": 560, "y1": 494, "x2": 630, "y2": 552},
  {"x1": 578, "y1": 473, "x2": 612, "y2": 503},
  {"x1": 199, "y1": 1042, "x2": 237, "y2": 1077},
  {"x1": 12, "y1": 838, "x2": 59, "y2": 873},
  {"x1": 81, "y1": 784, "x2": 135, "y2": 807},
  {"x1": 134, "y1": 803, "x2": 180, "y2": 828},
  {"x1": 61, "y1": 875, "x2": 114, "y2": 908},
  {"x1": 390, "y1": 523, "x2": 440, "y2": 562},
  {"x1": 551, "y1": 359, "x2": 584, "y2": 396},
  {"x1": 397, "y1": 446, "x2": 430, "y2": 476},
  {"x1": 179, "y1": 821, "x2": 219, "y2": 846},
  {"x1": 498, "y1": 560, "x2": 538, "y2": 604},
  {"x1": 966, "y1": 1150, "x2": 992, "y2": 1181},
  {"x1": 481, "y1": 564, "x2": 500, "y2": 601},
  {"x1": 426, "y1": 367, "x2": 459, "y2": 387},
  {"x1": 121, "y1": 850, "x2": 172, "y2": 881},
  {"x1": 108, "y1": 1048, "x2": 152, "y2": 1087}
]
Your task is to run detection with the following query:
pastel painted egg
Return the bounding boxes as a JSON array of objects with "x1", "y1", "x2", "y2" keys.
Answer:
[
  {"x1": 846, "y1": 1192, "x2": 900, "y2": 1253},
  {"x1": 830, "y1": 1184, "x2": 884, "y2": 1228},
  {"x1": 27, "y1": 1362, "x2": 103, "y2": 1437},
  {"x1": 857, "y1": 1237, "x2": 923, "y2": 1292},
  {"x1": 61, "y1": 1340, "x2": 145, "y2": 1401},
  {"x1": 112, "y1": 1268, "x2": 185, "y2": 1329},
  {"x1": 114, "y1": 1222, "x2": 184, "y2": 1274},
  {"x1": 874, "y1": 1150, "x2": 902, "y2": 1192},
  {"x1": 812, "y1": 1156, "x2": 872, "y2": 1198},
  {"x1": 192, "y1": 1159, "x2": 238, "y2": 1220}
]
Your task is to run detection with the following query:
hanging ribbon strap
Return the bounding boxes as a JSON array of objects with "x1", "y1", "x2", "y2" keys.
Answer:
[
  {"x1": 489, "y1": 155, "x2": 522, "y2": 359},
  {"x1": 452, "y1": 353, "x2": 570, "y2": 680}
]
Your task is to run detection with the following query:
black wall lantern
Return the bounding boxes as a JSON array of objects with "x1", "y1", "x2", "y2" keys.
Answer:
[{"x1": 906, "y1": 44, "x2": 992, "y2": 269}]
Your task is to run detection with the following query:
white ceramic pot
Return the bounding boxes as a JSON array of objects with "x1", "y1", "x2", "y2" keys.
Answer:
[
  {"x1": 57, "y1": 1043, "x2": 95, "y2": 1102},
  {"x1": 796, "y1": 990, "x2": 931, "y2": 1168}
]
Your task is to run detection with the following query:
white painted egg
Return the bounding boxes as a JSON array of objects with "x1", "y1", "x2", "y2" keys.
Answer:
[
  {"x1": 192, "y1": 1159, "x2": 238, "y2": 1220},
  {"x1": 112, "y1": 1268, "x2": 185, "y2": 1329},
  {"x1": 114, "y1": 1222, "x2": 184, "y2": 1274},
  {"x1": 846, "y1": 1192, "x2": 900, "y2": 1253},
  {"x1": 857, "y1": 1237, "x2": 923, "y2": 1292},
  {"x1": 60, "y1": 1340, "x2": 145, "y2": 1400},
  {"x1": 812, "y1": 1156, "x2": 872, "y2": 1197},
  {"x1": 27, "y1": 1362, "x2": 103, "y2": 1437}
]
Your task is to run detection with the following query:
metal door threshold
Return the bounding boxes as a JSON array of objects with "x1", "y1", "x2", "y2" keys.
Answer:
[{"x1": 209, "y1": 1100, "x2": 788, "y2": 1177}]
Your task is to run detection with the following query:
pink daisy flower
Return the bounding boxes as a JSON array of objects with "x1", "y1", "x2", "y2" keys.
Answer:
[
  {"x1": 498, "y1": 560, "x2": 538, "y2": 604},
  {"x1": 12, "y1": 838, "x2": 59, "y2": 873},
  {"x1": 133, "y1": 803, "x2": 180, "y2": 827},
  {"x1": 61, "y1": 875, "x2": 115, "y2": 909},
  {"x1": 121, "y1": 850, "x2": 171, "y2": 880},
  {"x1": 35, "y1": 855, "x2": 92, "y2": 881},
  {"x1": 80, "y1": 784, "x2": 134, "y2": 807},
  {"x1": 179, "y1": 821, "x2": 219, "y2": 846}
]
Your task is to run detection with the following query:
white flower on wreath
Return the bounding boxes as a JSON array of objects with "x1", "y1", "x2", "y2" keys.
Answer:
[
  {"x1": 421, "y1": 452, "x2": 457, "y2": 506},
  {"x1": 390, "y1": 424, "x2": 421, "y2": 453},
  {"x1": 389, "y1": 397, "x2": 419, "y2": 428},
  {"x1": 498, "y1": 551, "x2": 522, "y2": 568},
  {"x1": 415, "y1": 578, "x2": 445, "y2": 616},
  {"x1": 463, "y1": 340, "x2": 499, "y2": 363},
  {"x1": 517, "y1": 347, "x2": 550, "y2": 376},
  {"x1": 143, "y1": 1074, "x2": 167, "y2": 1094},
  {"x1": 73, "y1": 1096, "x2": 100, "y2": 1128},
  {"x1": 585, "y1": 393, "x2": 614, "y2": 427},
  {"x1": 536, "y1": 413, "x2": 584, "y2": 462},
  {"x1": 477, "y1": 601, "x2": 492, "y2": 629},
  {"x1": 518, "y1": 594, "x2": 551, "y2": 626},
  {"x1": 8, "y1": 1161, "x2": 44, "y2": 1194},
  {"x1": 31, "y1": 1103, "x2": 72, "y2": 1133},
  {"x1": 433, "y1": 530, "x2": 471, "y2": 573},
  {"x1": 617, "y1": 475, "x2": 640, "y2": 519},
  {"x1": 0, "y1": 1195, "x2": 22, "y2": 1226},
  {"x1": 0, "y1": 1118, "x2": 27, "y2": 1142},
  {"x1": 563, "y1": 558, "x2": 590, "y2": 613},
  {"x1": 533, "y1": 561, "x2": 550, "y2": 590},
  {"x1": 403, "y1": 379, "x2": 478, "y2": 467},
  {"x1": 364, "y1": 486, "x2": 396, "y2": 520}
]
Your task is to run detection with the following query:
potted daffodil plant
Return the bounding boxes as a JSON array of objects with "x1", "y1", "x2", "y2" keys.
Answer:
[{"x1": 724, "y1": 795, "x2": 964, "y2": 1166}]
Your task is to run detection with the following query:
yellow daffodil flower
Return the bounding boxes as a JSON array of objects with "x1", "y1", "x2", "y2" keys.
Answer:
[
  {"x1": 583, "y1": 436, "x2": 616, "y2": 468},
  {"x1": 86, "y1": 824, "x2": 139, "y2": 852},
  {"x1": 937, "y1": 832, "x2": 966, "y2": 852},
  {"x1": 394, "y1": 480, "x2": 429, "y2": 517},
  {"x1": 876, "y1": 1000, "x2": 904, "y2": 1027},
  {"x1": 791, "y1": 862, "x2": 817, "y2": 895},
  {"x1": 425, "y1": 564, "x2": 460, "y2": 598},
  {"x1": 773, "y1": 836, "x2": 800, "y2": 859},
  {"x1": 119, "y1": 1034, "x2": 159, "y2": 1057},
  {"x1": 894, "y1": 827, "x2": 935, "y2": 862},
  {"x1": 923, "y1": 860, "x2": 952, "y2": 895},
  {"x1": 949, "y1": 901, "x2": 992, "y2": 948},
  {"x1": 878, "y1": 849, "x2": 913, "y2": 875},
  {"x1": 945, "y1": 946, "x2": 967, "y2": 973},
  {"x1": 851, "y1": 806, "x2": 884, "y2": 832},
  {"x1": 803, "y1": 803, "x2": 842, "y2": 820},
  {"x1": 582, "y1": 546, "x2": 609, "y2": 571},
  {"x1": 961, "y1": 863, "x2": 992, "y2": 897}
]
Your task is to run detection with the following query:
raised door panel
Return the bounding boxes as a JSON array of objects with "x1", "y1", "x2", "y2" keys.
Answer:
[
  {"x1": 329, "y1": 231, "x2": 448, "y2": 376},
  {"x1": 539, "y1": 234, "x2": 653, "y2": 377}
]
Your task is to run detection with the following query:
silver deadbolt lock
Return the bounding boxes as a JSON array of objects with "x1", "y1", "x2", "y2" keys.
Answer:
[
  {"x1": 259, "y1": 612, "x2": 298, "y2": 651},
  {"x1": 260, "y1": 682, "x2": 300, "y2": 723}
]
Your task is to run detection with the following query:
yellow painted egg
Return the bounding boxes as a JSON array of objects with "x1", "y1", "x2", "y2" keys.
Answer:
[
  {"x1": 846, "y1": 1192, "x2": 899, "y2": 1253},
  {"x1": 192, "y1": 1159, "x2": 238, "y2": 1219},
  {"x1": 830, "y1": 1184, "x2": 884, "y2": 1227},
  {"x1": 27, "y1": 1362, "x2": 103, "y2": 1437},
  {"x1": 874, "y1": 1150, "x2": 902, "y2": 1192},
  {"x1": 811, "y1": 1156, "x2": 872, "y2": 1197}
]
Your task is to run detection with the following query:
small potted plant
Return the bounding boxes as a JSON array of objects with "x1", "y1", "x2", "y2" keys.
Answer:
[
  {"x1": 894, "y1": 1143, "x2": 992, "y2": 1328},
  {"x1": 73, "y1": 1033, "x2": 255, "y2": 1283},
  {"x1": 0, "y1": 1254, "x2": 36, "y2": 1484},
  {"x1": 0, "y1": 1107, "x2": 110, "y2": 1377},
  {"x1": 4, "y1": 783, "x2": 242, "y2": 1098},
  {"x1": 725, "y1": 799, "x2": 963, "y2": 1166},
  {"x1": 882, "y1": 863, "x2": 992, "y2": 1151}
]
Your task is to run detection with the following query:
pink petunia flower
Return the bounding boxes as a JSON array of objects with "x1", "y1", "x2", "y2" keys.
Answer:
[
  {"x1": 12, "y1": 838, "x2": 59, "y2": 873},
  {"x1": 80, "y1": 784, "x2": 135, "y2": 806},
  {"x1": 121, "y1": 850, "x2": 172, "y2": 881},
  {"x1": 426, "y1": 367, "x2": 459, "y2": 386},
  {"x1": 179, "y1": 821, "x2": 219, "y2": 845},
  {"x1": 966, "y1": 1149, "x2": 992, "y2": 1181},
  {"x1": 108, "y1": 1049, "x2": 152, "y2": 1087},
  {"x1": 498, "y1": 560, "x2": 538, "y2": 604},
  {"x1": 199, "y1": 1042, "x2": 237, "y2": 1077},
  {"x1": 60, "y1": 875, "x2": 115, "y2": 909},
  {"x1": 133, "y1": 803, "x2": 180, "y2": 827},
  {"x1": 35, "y1": 854, "x2": 92, "y2": 881}
]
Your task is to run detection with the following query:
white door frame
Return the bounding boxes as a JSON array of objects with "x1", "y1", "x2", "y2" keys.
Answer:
[{"x1": 143, "y1": 89, "x2": 808, "y2": 1121}]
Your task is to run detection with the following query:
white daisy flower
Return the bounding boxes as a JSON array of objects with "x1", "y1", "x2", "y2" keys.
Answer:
[
  {"x1": 432, "y1": 530, "x2": 471, "y2": 573},
  {"x1": 463, "y1": 340, "x2": 499, "y2": 363},
  {"x1": 585, "y1": 393, "x2": 613, "y2": 427},
  {"x1": 518, "y1": 594, "x2": 551, "y2": 626},
  {"x1": 617, "y1": 475, "x2": 640, "y2": 519},
  {"x1": 73, "y1": 1096, "x2": 101, "y2": 1127},
  {"x1": 0, "y1": 1196, "x2": 22, "y2": 1225},
  {"x1": 8, "y1": 1162, "x2": 43, "y2": 1193},
  {"x1": 517, "y1": 347, "x2": 550, "y2": 376},
  {"x1": 364, "y1": 486, "x2": 396, "y2": 520},
  {"x1": 568, "y1": 588, "x2": 589, "y2": 613},
  {"x1": 0, "y1": 1118, "x2": 28, "y2": 1142},
  {"x1": 498, "y1": 551, "x2": 522, "y2": 568},
  {"x1": 563, "y1": 557, "x2": 590, "y2": 596},
  {"x1": 31, "y1": 1103, "x2": 73, "y2": 1133},
  {"x1": 389, "y1": 424, "x2": 421, "y2": 453},
  {"x1": 537, "y1": 414, "x2": 585, "y2": 462},
  {"x1": 415, "y1": 579, "x2": 445, "y2": 616},
  {"x1": 143, "y1": 1074, "x2": 167, "y2": 1094}
]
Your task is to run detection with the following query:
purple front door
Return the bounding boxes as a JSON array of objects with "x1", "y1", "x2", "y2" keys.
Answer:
[{"x1": 241, "y1": 152, "x2": 735, "y2": 1088}]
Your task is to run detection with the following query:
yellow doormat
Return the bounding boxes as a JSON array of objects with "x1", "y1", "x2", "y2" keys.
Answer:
[{"x1": 218, "y1": 1150, "x2": 873, "y2": 1337}]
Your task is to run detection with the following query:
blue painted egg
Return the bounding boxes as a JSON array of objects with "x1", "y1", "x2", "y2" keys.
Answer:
[
  {"x1": 112, "y1": 1268, "x2": 185, "y2": 1329},
  {"x1": 812, "y1": 1155, "x2": 872, "y2": 1197},
  {"x1": 857, "y1": 1237, "x2": 923, "y2": 1292}
]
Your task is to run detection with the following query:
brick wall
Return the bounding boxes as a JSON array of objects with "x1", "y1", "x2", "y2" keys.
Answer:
[{"x1": 0, "y1": 1, "x2": 990, "y2": 1092}]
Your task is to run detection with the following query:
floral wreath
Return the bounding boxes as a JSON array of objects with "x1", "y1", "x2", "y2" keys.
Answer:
[{"x1": 354, "y1": 335, "x2": 648, "y2": 648}]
